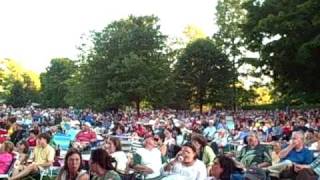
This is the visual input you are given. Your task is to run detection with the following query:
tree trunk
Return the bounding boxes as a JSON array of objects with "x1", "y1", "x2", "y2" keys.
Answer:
[
  {"x1": 136, "y1": 100, "x2": 140, "y2": 117},
  {"x1": 200, "y1": 103, "x2": 203, "y2": 115}
]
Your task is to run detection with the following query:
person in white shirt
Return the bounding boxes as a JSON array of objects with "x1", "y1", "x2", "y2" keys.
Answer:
[
  {"x1": 130, "y1": 135, "x2": 162, "y2": 179},
  {"x1": 104, "y1": 137, "x2": 128, "y2": 173},
  {"x1": 162, "y1": 142, "x2": 207, "y2": 180}
]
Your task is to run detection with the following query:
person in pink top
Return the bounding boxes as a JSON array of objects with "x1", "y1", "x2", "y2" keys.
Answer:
[
  {"x1": 0, "y1": 141, "x2": 14, "y2": 174},
  {"x1": 72, "y1": 122, "x2": 97, "y2": 150}
]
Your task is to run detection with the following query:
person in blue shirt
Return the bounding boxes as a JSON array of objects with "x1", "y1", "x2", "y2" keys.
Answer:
[
  {"x1": 268, "y1": 131, "x2": 314, "y2": 178},
  {"x1": 280, "y1": 131, "x2": 313, "y2": 164}
]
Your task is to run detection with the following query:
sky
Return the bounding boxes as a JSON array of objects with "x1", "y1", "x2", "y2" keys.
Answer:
[{"x1": 0, "y1": 0, "x2": 217, "y2": 73}]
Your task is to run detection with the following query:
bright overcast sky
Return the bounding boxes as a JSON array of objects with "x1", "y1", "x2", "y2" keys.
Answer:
[{"x1": 0, "y1": 0, "x2": 217, "y2": 73}]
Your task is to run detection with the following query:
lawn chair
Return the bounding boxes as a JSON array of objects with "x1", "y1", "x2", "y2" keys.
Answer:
[{"x1": 0, "y1": 158, "x2": 16, "y2": 180}]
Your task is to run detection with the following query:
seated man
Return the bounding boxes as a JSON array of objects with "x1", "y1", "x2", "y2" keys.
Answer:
[
  {"x1": 237, "y1": 133, "x2": 272, "y2": 168},
  {"x1": 72, "y1": 122, "x2": 97, "y2": 150},
  {"x1": 11, "y1": 133, "x2": 55, "y2": 180},
  {"x1": 130, "y1": 135, "x2": 162, "y2": 179},
  {"x1": 267, "y1": 131, "x2": 314, "y2": 178}
]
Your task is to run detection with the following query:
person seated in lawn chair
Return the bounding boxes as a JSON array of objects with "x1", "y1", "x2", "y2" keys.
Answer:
[
  {"x1": 10, "y1": 132, "x2": 55, "y2": 180},
  {"x1": 129, "y1": 135, "x2": 163, "y2": 179},
  {"x1": 236, "y1": 132, "x2": 272, "y2": 168},
  {"x1": 267, "y1": 131, "x2": 314, "y2": 179},
  {"x1": 72, "y1": 122, "x2": 97, "y2": 151}
]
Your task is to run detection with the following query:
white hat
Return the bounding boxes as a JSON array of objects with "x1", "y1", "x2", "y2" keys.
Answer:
[{"x1": 84, "y1": 122, "x2": 91, "y2": 127}]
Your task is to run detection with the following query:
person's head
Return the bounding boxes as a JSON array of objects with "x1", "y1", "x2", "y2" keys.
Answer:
[
  {"x1": 272, "y1": 142, "x2": 281, "y2": 154},
  {"x1": 191, "y1": 134, "x2": 207, "y2": 149},
  {"x1": 143, "y1": 135, "x2": 156, "y2": 149},
  {"x1": 17, "y1": 140, "x2": 29, "y2": 154},
  {"x1": 104, "y1": 137, "x2": 122, "y2": 154},
  {"x1": 115, "y1": 125, "x2": 125, "y2": 135},
  {"x1": 63, "y1": 148, "x2": 83, "y2": 174},
  {"x1": 37, "y1": 133, "x2": 51, "y2": 147},
  {"x1": 154, "y1": 133, "x2": 165, "y2": 145},
  {"x1": 291, "y1": 131, "x2": 305, "y2": 148},
  {"x1": 29, "y1": 129, "x2": 38, "y2": 138},
  {"x1": 208, "y1": 120, "x2": 214, "y2": 126},
  {"x1": 300, "y1": 118, "x2": 308, "y2": 126},
  {"x1": 90, "y1": 149, "x2": 115, "y2": 175},
  {"x1": 82, "y1": 122, "x2": 91, "y2": 131},
  {"x1": 180, "y1": 142, "x2": 197, "y2": 165},
  {"x1": 0, "y1": 141, "x2": 14, "y2": 153},
  {"x1": 305, "y1": 129, "x2": 314, "y2": 139},
  {"x1": 210, "y1": 155, "x2": 242, "y2": 180},
  {"x1": 247, "y1": 133, "x2": 259, "y2": 147}
]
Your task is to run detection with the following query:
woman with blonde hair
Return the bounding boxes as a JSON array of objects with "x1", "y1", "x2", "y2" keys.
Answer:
[{"x1": 0, "y1": 141, "x2": 14, "y2": 174}]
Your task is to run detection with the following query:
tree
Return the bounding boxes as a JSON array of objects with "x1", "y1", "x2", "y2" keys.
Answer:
[
  {"x1": 242, "y1": 0, "x2": 320, "y2": 104},
  {"x1": 236, "y1": 86, "x2": 258, "y2": 106},
  {"x1": 0, "y1": 59, "x2": 40, "y2": 106},
  {"x1": 77, "y1": 15, "x2": 171, "y2": 114},
  {"x1": 6, "y1": 74, "x2": 39, "y2": 107},
  {"x1": 215, "y1": 0, "x2": 247, "y2": 110},
  {"x1": 40, "y1": 58, "x2": 76, "y2": 108},
  {"x1": 6, "y1": 80, "x2": 27, "y2": 107},
  {"x1": 175, "y1": 38, "x2": 234, "y2": 113}
]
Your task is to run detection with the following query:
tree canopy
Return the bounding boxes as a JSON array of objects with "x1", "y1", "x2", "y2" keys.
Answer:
[
  {"x1": 69, "y1": 15, "x2": 172, "y2": 113},
  {"x1": 40, "y1": 58, "x2": 76, "y2": 108},
  {"x1": 242, "y1": 0, "x2": 320, "y2": 104},
  {"x1": 175, "y1": 38, "x2": 234, "y2": 113}
]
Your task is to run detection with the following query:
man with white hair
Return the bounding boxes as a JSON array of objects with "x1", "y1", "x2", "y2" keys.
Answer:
[{"x1": 268, "y1": 131, "x2": 314, "y2": 178}]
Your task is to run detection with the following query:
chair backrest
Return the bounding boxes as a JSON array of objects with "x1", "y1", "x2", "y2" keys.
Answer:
[{"x1": 6, "y1": 158, "x2": 16, "y2": 175}]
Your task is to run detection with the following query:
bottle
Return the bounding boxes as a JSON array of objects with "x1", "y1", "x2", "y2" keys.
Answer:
[{"x1": 56, "y1": 145, "x2": 61, "y2": 157}]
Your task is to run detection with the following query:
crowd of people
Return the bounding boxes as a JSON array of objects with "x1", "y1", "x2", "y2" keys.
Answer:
[{"x1": 0, "y1": 104, "x2": 320, "y2": 180}]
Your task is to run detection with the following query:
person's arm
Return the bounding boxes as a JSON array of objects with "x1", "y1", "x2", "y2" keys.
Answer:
[
  {"x1": 90, "y1": 132, "x2": 97, "y2": 142},
  {"x1": 129, "y1": 151, "x2": 154, "y2": 174},
  {"x1": 257, "y1": 162, "x2": 271, "y2": 168},
  {"x1": 294, "y1": 164, "x2": 311, "y2": 172},
  {"x1": 279, "y1": 143, "x2": 295, "y2": 159},
  {"x1": 132, "y1": 164, "x2": 153, "y2": 174}
]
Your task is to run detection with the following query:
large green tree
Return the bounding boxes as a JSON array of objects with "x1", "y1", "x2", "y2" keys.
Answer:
[
  {"x1": 215, "y1": 0, "x2": 247, "y2": 110},
  {"x1": 0, "y1": 59, "x2": 40, "y2": 106},
  {"x1": 76, "y1": 15, "x2": 171, "y2": 114},
  {"x1": 242, "y1": 0, "x2": 320, "y2": 104},
  {"x1": 6, "y1": 74, "x2": 39, "y2": 107},
  {"x1": 175, "y1": 38, "x2": 234, "y2": 113},
  {"x1": 40, "y1": 58, "x2": 76, "y2": 108}
]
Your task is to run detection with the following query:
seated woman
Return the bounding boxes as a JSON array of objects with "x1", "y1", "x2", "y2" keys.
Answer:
[
  {"x1": 104, "y1": 137, "x2": 128, "y2": 173},
  {"x1": 14, "y1": 140, "x2": 29, "y2": 167},
  {"x1": 209, "y1": 155, "x2": 244, "y2": 180},
  {"x1": 191, "y1": 134, "x2": 216, "y2": 171},
  {"x1": 162, "y1": 142, "x2": 207, "y2": 180},
  {"x1": 27, "y1": 130, "x2": 38, "y2": 147},
  {"x1": 56, "y1": 148, "x2": 89, "y2": 180},
  {"x1": 0, "y1": 141, "x2": 14, "y2": 174},
  {"x1": 90, "y1": 148, "x2": 121, "y2": 180}
]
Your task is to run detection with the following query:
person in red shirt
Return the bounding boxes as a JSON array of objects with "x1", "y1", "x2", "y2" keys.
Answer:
[
  {"x1": 73, "y1": 122, "x2": 97, "y2": 150},
  {"x1": 26, "y1": 130, "x2": 38, "y2": 147}
]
